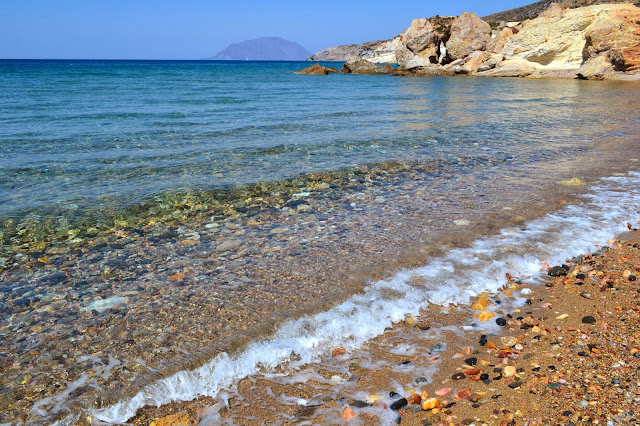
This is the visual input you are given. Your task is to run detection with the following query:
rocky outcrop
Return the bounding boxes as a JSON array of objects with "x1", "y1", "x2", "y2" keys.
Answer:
[
  {"x1": 302, "y1": 3, "x2": 640, "y2": 80},
  {"x1": 307, "y1": 40, "x2": 396, "y2": 62},
  {"x1": 341, "y1": 57, "x2": 395, "y2": 75},
  {"x1": 295, "y1": 63, "x2": 339, "y2": 75},
  {"x1": 361, "y1": 37, "x2": 404, "y2": 63}
]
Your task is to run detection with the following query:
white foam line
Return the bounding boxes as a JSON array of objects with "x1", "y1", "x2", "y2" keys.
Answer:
[{"x1": 59, "y1": 173, "x2": 640, "y2": 423}]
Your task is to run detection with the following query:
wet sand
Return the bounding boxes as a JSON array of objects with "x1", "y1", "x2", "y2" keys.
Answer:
[
  {"x1": 0, "y1": 156, "x2": 601, "y2": 424},
  {"x1": 137, "y1": 229, "x2": 640, "y2": 425}
]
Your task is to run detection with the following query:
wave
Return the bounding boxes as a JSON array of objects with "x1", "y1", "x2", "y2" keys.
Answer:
[{"x1": 79, "y1": 171, "x2": 640, "y2": 423}]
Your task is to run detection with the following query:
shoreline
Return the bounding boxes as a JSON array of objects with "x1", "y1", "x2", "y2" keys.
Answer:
[{"x1": 134, "y1": 227, "x2": 640, "y2": 426}]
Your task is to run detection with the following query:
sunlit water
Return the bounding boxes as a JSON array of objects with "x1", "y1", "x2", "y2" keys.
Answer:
[{"x1": 1, "y1": 60, "x2": 640, "y2": 423}]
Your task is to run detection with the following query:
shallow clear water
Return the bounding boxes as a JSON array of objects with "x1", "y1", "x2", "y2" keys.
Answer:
[
  {"x1": 2, "y1": 60, "x2": 640, "y2": 424},
  {"x1": 2, "y1": 60, "x2": 639, "y2": 223}
]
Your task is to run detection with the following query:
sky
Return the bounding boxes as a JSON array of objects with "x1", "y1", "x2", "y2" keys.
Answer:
[{"x1": 0, "y1": 1, "x2": 534, "y2": 59}]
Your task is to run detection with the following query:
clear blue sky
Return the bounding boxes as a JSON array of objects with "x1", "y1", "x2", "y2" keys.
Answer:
[{"x1": 0, "y1": 1, "x2": 533, "y2": 59}]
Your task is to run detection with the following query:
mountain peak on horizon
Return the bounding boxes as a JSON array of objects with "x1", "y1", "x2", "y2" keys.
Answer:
[{"x1": 208, "y1": 37, "x2": 312, "y2": 61}]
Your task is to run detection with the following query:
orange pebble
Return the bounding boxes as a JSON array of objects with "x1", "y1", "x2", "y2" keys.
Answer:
[
  {"x1": 472, "y1": 299, "x2": 490, "y2": 310},
  {"x1": 169, "y1": 273, "x2": 186, "y2": 282},
  {"x1": 343, "y1": 407, "x2": 355, "y2": 422},
  {"x1": 476, "y1": 310, "x2": 496, "y2": 322},
  {"x1": 407, "y1": 393, "x2": 422, "y2": 405},
  {"x1": 332, "y1": 348, "x2": 346, "y2": 357},
  {"x1": 421, "y1": 397, "x2": 440, "y2": 410}
]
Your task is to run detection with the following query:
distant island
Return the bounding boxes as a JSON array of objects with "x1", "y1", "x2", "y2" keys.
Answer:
[{"x1": 207, "y1": 37, "x2": 311, "y2": 61}]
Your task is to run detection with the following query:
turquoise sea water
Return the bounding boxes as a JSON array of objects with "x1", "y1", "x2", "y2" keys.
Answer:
[
  {"x1": 2, "y1": 60, "x2": 639, "y2": 225},
  {"x1": 3, "y1": 60, "x2": 640, "y2": 423}
]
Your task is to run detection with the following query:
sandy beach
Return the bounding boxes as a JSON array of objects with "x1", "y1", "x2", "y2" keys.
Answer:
[{"x1": 130, "y1": 223, "x2": 640, "y2": 425}]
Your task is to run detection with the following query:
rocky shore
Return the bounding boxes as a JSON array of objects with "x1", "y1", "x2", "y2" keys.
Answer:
[
  {"x1": 138, "y1": 228, "x2": 640, "y2": 425},
  {"x1": 302, "y1": 3, "x2": 640, "y2": 80}
]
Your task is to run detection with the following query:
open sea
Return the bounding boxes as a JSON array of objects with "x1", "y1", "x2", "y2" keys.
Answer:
[{"x1": 2, "y1": 60, "x2": 640, "y2": 424}]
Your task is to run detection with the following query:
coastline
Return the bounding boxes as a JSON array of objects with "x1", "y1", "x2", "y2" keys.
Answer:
[{"x1": 134, "y1": 223, "x2": 640, "y2": 425}]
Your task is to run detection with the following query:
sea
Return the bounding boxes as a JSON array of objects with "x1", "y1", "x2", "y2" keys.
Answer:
[{"x1": 1, "y1": 60, "x2": 640, "y2": 424}]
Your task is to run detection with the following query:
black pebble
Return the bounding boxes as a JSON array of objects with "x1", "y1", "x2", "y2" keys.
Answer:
[
  {"x1": 444, "y1": 402, "x2": 456, "y2": 409},
  {"x1": 452, "y1": 373, "x2": 465, "y2": 380},
  {"x1": 562, "y1": 410, "x2": 572, "y2": 417},
  {"x1": 480, "y1": 373, "x2": 489, "y2": 381},
  {"x1": 629, "y1": 274, "x2": 637, "y2": 282},
  {"x1": 496, "y1": 317, "x2": 507, "y2": 326},
  {"x1": 582, "y1": 315, "x2": 597, "y2": 324},
  {"x1": 390, "y1": 398, "x2": 408, "y2": 411},
  {"x1": 508, "y1": 381, "x2": 523, "y2": 389},
  {"x1": 415, "y1": 376, "x2": 428, "y2": 384},
  {"x1": 389, "y1": 391, "x2": 399, "y2": 398},
  {"x1": 464, "y1": 357, "x2": 477, "y2": 366},
  {"x1": 548, "y1": 266, "x2": 568, "y2": 277},
  {"x1": 351, "y1": 400, "x2": 371, "y2": 408}
]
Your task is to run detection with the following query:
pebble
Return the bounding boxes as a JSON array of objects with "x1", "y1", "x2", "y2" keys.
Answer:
[
  {"x1": 508, "y1": 381, "x2": 523, "y2": 389},
  {"x1": 464, "y1": 357, "x2": 477, "y2": 366},
  {"x1": 501, "y1": 336, "x2": 517, "y2": 347},
  {"x1": 454, "y1": 388, "x2": 471, "y2": 400},
  {"x1": 421, "y1": 397, "x2": 440, "y2": 410},
  {"x1": 476, "y1": 310, "x2": 495, "y2": 322},
  {"x1": 582, "y1": 315, "x2": 597, "y2": 324},
  {"x1": 452, "y1": 373, "x2": 466, "y2": 380},
  {"x1": 332, "y1": 347, "x2": 346, "y2": 357},
  {"x1": 407, "y1": 393, "x2": 422, "y2": 405},
  {"x1": 435, "y1": 388, "x2": 452, "y2": 396},
  {"x1": 548, "y1": 266, "x2": 568, "y2": 276},
  {"x1": 496, "y1": 317, "x2": 507, "y2": 326},
  {"x1": 390, "y1": 398, "x2": 408, "y2": 411},
  {"x1": 503, "y1": 366, "x2": 516, "y2": 377},
  {"x1": 149, "y1": 413, "x2": 194, "y2": 426}
]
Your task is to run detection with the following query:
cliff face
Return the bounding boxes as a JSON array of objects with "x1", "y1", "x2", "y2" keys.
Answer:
[{"x1": 307, "y1": 3, "x2": 640, "y2": 80}]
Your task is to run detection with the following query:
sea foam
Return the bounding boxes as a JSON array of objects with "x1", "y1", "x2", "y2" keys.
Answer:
[{"x1": 63, "y1": 172, "x2": 640, "y2": 423}]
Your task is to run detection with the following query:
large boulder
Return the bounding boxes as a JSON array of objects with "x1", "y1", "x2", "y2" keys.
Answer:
[
  {"x1": 396, "y1": 16, "x2": 454, "y2": 70},
  {"x1": 403, "y1": 18, "x2": 440, "y2": 54},
  {"x1": 295, "y1": 63, "x2": 339, "y2": 75},
  {"x1": 341, "y1": 57, "x2": 395, "y2": 75},
  {"x1": 446, "y1": 12, "x2": 493, "y2": 60}
]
